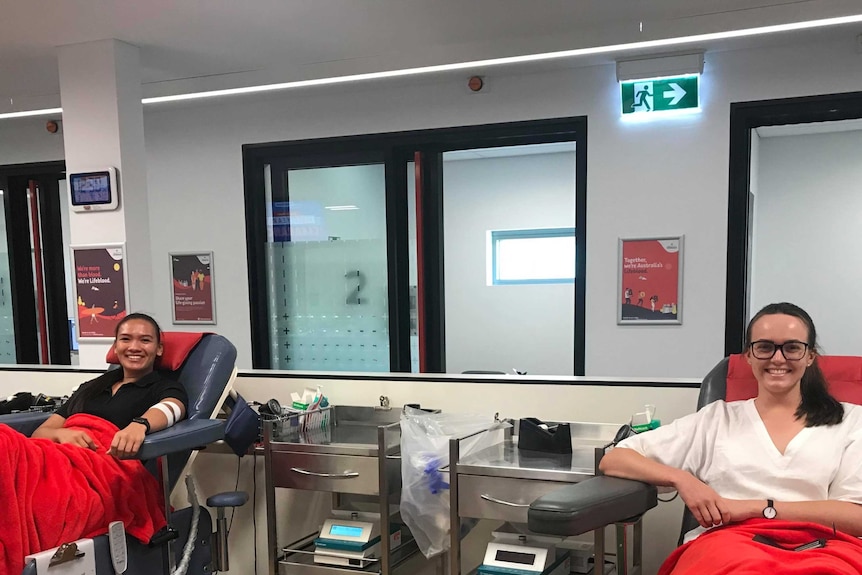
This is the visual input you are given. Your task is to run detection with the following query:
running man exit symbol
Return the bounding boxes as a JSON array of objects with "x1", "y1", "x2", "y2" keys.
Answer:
[
  {"x1": 621, "y1": 75, "x2": 699, "y2": 115},
  {"x1": 632, "y1": 82, "x2": 653, "y2": 111}
]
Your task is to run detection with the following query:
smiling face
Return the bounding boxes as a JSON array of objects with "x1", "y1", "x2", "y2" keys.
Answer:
[
  {"x1": 746, "y1": 313, "x2": 815, "y2": 398},
  {"x1": 113, "y1": 318, "x2": 163, "y2": 379}
]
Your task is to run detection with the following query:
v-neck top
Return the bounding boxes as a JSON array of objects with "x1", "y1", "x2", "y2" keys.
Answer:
[
  {"x1": 55, "y1": 369, "x2": 188, "y2": 430},
  {"x1": 617, "y1": 398, "x2": 862, "y2": 542}
]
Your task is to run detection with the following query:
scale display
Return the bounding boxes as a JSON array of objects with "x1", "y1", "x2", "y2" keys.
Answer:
[
  {"x1": 482, "y1": 540, "x2": 553, "y2": 574},
  {"x1": 329, "y1": 524, "x2": 364, "y2": 538},
  {"x1": 495, "y1": 550, "x2": 537, "y2": 565}
]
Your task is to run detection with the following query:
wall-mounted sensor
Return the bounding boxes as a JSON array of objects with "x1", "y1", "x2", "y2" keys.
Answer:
[
  {"x1": 468, "y1": 76, "x2": 484, "y2": 92},
  {"x1": 45, "y1": 120, "x2": 60, "y2": 134}
]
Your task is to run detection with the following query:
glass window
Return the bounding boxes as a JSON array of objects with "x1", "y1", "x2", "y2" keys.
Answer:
[
  {"x1": 489, "y1": 228, "x2": 575, "y2": 285},
  {"x1": 264, "y1": 163, "x2": 390, "y2": 372},
  {"x1": 443, "y1": 142, "x2": 577, "y2": 376},
  {"x1": 0, "y1": 187, "x2": 14, "y2": 363}
]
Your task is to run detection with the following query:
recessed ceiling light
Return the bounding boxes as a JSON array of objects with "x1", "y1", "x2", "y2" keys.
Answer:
[{"x1": 0, "y1": 108, "x2": 62, "y2": 120}]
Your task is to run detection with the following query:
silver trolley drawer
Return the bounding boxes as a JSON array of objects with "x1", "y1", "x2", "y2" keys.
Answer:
[
  {"x1": 458, "y1": 474, "x2": 574, "y2": 523},
  {"x1": 271, "y1": 451, "x2": 389, "y2": 495}
]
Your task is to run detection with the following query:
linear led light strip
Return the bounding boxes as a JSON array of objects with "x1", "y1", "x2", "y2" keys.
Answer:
[{"x1": 2, "y1": 13, "x2": 861, "y2": 119}]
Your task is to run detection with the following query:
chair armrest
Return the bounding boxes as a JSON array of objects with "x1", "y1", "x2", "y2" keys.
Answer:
[
  {"x1": 137, "y1": 419, "x2": 224, "y2": 460},
  {"x1": 528, "y1": 476, "x2": 657, "y2": 536},
  {"x1": 0, "y1": 411, "x2": 52, "y2": 436}
]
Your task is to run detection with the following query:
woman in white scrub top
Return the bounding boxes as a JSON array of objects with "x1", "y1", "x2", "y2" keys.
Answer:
[{"x1": 600, "y1": 302, "x2": 862, "y2": 542}]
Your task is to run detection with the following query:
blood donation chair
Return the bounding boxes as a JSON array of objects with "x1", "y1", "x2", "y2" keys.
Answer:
[
  {"x1": 0, "y1": 332, "x2": 248, "y2": 575},
  {"x1": 526, "y1": 354, "x2": 862, "y2": 574}
]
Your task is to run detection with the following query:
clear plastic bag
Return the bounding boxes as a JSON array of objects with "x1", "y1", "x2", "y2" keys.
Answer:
[{"x1": 399, "y1": 408, "x2": 509, "y2": 558}]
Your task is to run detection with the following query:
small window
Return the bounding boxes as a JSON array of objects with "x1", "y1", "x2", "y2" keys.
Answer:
[{"x1": 488, "y1": 228, "x2": 575, "y2": 285}]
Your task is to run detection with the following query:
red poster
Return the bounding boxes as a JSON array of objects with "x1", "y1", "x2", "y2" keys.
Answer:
[
  {"x1": 73, "y1": 246, "x2": 128, "y2": 338},
  {"x1": 170, "y1": 253, "x2": 216, "y2": 324},
  {"x1": 618, "y1": 237, "x2": 683, "y2": 324}
]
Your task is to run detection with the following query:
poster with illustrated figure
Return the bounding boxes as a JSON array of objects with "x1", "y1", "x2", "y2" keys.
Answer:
[
  {"x1": 170, "y1": 252, "x2": 216, "y2": 324},
  {"x1": 72, "y1": 245, "x2": 129, "y2": 339},
  {"x1": 618, "y1": 236, "x2": 683, "y2": 325}
]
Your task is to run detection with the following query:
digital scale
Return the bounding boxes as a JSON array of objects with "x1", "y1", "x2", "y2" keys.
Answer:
[
  {"x1": 313, "y1": 512, "x2": 402, "y2": 569},
  {"x1": 479, "y1": 532, "x2": 571, "y2": 575}
]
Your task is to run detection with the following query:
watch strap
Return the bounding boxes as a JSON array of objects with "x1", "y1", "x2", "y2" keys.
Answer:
[
  {"x1": 763, "y1": 498, "x2": 777, "y2": 519},
  {"x1": 132, "y1": 417, "x2": 151, "y2": 434}
]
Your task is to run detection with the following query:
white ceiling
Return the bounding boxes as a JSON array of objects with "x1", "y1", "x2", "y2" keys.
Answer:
[{"x1": 1, "y1": 0, "x2": 861, "y2": 113}]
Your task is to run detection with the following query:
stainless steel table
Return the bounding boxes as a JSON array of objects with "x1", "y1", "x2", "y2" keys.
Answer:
[
  {"x1": 263, "y1": 404, "x2": 434, "y2": 575},
  {"x1": 448, "y1": 421, "x2": 627, "y2": 575}
]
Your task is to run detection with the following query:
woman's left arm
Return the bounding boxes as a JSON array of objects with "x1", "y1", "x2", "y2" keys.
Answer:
[
  {"x1": 107, "y1": 397, "x2": 187, "y2": 459},
  {"x1": 722, "y1": 498, "x2": 862, "y2": 535}
]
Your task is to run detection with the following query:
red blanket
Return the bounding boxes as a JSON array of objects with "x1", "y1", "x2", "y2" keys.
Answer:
[
  {"x1": 0, "y1": 414, "x2": 167, "y2": 575},
  {"x1": 661, "y1": 519, "x2": 862, "y2": 575}
]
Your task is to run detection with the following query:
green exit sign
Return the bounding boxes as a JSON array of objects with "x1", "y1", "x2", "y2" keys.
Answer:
[{"x1": 621, "y1": 76, "x2": 699, "y2": 115}]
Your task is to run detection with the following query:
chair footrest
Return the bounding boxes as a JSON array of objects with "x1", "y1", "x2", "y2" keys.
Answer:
[{"x1": 528, "y1": 476, "x2": 657, "y2": 536}]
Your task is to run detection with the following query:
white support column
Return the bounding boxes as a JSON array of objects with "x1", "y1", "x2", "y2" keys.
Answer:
[{"x1": 58, "y1": 40, "x2": 153, "y2": 367}]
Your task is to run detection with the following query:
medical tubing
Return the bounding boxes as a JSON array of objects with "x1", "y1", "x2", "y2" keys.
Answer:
[{"x1": 171, "y1": 474, "x2": 201, "y2": 575}]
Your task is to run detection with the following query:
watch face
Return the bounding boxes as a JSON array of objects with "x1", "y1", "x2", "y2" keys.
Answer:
[{"x1": 763, "y1": 506, "x2": 777, "y2": 519}]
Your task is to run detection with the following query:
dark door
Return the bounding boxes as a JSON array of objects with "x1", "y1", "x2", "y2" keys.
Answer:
[{"x1": 1, "y1": 164, "x2": 70, "y2": 364}]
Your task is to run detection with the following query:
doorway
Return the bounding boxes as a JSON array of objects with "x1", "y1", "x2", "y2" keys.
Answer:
[{"x1": 0, "y1": 161, "x2": 71, "y2": 364}]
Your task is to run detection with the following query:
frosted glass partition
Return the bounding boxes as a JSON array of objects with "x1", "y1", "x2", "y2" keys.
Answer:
[
  {"x1": 267, "y1": 240, "x2": 389, "y2": 371},
  {"x1": 265, "y1": 163, "x2": 390, "y2": 372},
  {"x1": 0, "y1": 191, "x2": 15, "y2": 362}
]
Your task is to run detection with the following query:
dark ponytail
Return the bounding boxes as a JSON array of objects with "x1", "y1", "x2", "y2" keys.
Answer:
[
  {"x1": 745, "y1": 302, "x2": 843, "y2": 427},
  {"x1": 65, "y1": 313, "x2": 162, "y2": 416}
]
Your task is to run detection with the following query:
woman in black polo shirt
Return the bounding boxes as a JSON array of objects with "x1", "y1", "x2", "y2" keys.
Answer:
[{"x1": 33, "y1": 313, "x2": 188, "y2": 458}]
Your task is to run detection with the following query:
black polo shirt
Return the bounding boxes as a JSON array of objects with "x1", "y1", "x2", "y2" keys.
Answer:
[{"x1": 56, "y1": 370, "x2": 188, "y2": 430}]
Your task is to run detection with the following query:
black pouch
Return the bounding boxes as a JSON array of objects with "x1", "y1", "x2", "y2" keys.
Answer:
[{"x1": 223, "y1": 393, "x2": 259, "y2": 457}]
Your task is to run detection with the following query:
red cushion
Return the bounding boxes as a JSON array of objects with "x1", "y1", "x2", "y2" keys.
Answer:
[
  {"x1": 105, "y1": 332, "x2": 207, "y2": 371},
  {"x1": 726, "y1": 353, "x2": 862, "y2": 405}
]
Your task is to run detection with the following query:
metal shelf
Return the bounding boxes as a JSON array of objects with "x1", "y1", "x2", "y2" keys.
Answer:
[{"x1": 279, "y1": 538, "x2": 422, "y2": 575}]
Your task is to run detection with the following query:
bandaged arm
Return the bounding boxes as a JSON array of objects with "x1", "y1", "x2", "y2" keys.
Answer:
[{"x1": 137, "y1": 398, "x2": 186, "y2": 433}]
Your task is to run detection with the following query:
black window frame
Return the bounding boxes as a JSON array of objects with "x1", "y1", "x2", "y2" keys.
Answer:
[
  {"x1": 243, "y1": 117, "x2": 588, "y2": 375},
  {"x1": 726, "y1": 91, "x2": 862, "y2": 354}
]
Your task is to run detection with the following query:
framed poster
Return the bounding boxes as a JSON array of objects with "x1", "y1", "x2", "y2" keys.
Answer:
[
  {"x1": 170, "y1": 252, "x2": 216, "y2": 324},
  {"x1": 618, "y1": 236, "x2": 684, "y2": 325},
  {"x1": 72, "y1": 244, "x2": 130, "y2": 339}
]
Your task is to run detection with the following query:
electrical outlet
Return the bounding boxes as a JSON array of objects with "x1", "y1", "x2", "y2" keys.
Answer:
[{"x1": 856, "y1": 34, "x2": 862, "y2": 54}]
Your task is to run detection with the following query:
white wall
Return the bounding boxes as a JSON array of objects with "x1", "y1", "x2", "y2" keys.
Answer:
[
  {"x1": 4, "y1": 33, "x2": 862, "y2": 376},
  {"x1": 752, "y1": 128, "x2": 862, "y2": 354},
  {"x1": 0, "y1": 117, "x2": 64, "y2": 165},
  {"x1": 140, "y1": 33, "x2": 862, "y2": 376},
  {"x1": 443, "y1": 152, "x2": 575, "y2": 374}
]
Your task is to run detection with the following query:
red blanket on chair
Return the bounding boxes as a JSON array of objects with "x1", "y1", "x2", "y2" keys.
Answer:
[
  {"x1": 0, "y1": 414, "x2": 167, "y2": 575},
  {"x1": 661, "y1": 519, "x2": 862, "y2": 575}
]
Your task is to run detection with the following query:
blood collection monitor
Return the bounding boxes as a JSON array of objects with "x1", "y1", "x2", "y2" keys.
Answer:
[
  {"x1": 318, "y1": 518, "x2": 375, "y2": 547},
  {"x1": 313, "y1": 516, "x2": 401, "y2": 569},
  {"x1": 479, "y1": 534, "x2": 570, "y2": 575},
  {"x1": 69, "y1": 168, "x2": 119, "y2": 212},
  {"x1": 481, "y1": 541, "x2": 553, "y2": 574}
]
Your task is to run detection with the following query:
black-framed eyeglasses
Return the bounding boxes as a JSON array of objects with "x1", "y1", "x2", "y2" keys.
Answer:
[{"x1": 749, "y1": 340, "x2": 809, "y2": 360}]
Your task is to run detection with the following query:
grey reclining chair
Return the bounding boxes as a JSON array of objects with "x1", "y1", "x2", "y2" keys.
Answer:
[
  {"x1": 0, "y1": 333, "x2": 247, "y2": 575},
  {"x1": 528, "y1": 353, "x2": 862, "y2": 573}
]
